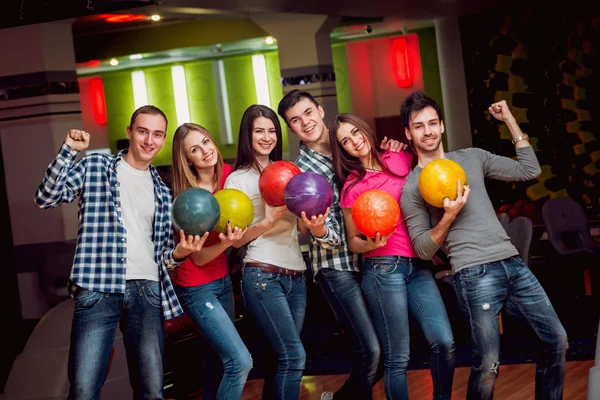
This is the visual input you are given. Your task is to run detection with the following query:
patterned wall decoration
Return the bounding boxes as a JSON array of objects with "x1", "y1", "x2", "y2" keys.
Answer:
[{"x1": 461, "y1": 10, "x2": 599, "y2": 218}]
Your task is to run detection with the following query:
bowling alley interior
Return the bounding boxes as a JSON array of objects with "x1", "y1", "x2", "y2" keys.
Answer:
[{"x1": 0, "y1": 0, "x2": 599, "y2": 398}]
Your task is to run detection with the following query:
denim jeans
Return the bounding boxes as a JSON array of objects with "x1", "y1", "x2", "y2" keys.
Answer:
[
  {"x1": 241, "y1": 265, "x2": 307, "y2": 400},
  {"x1": 454, "y1": 256, "x2": 568, "y2": 400},
  {"x1": 362, "y1": 257, "x2": 455, "y2": 400},
  {"x1": 175, "y1": 275, "x2": 253, "y2": 400},
  {"x1": 69, "y1": 280, "x2": 164, "y2": 400},
  {"x1": 316, "y1": 269, "x2": 381, "y2": 400}
]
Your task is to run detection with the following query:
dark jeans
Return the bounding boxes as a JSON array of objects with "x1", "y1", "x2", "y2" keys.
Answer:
[
  {"x1": 316, "y1": 269, "x2": 381, "y2": 400},
  {"x1": 363, "y1": 257, "x2": 456, "y2": 400},
  {"x1": 175, "y1": 275, "x2": 252, "y2": 400},
  {"x1": 69, "y1": 280, "x2": 164, "y2": 400},
  {"x1": 454, "y1": 256, "x2": 568, "y2": 400},
  {"x1": 241, "y1": 265, "x2": 307, "y2": 400}
]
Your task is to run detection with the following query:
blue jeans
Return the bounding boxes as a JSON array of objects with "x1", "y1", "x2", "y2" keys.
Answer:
[
  {"x1": 454, "y1": 256, "x2": 568, "y2": 400},
  {"x1": 68, "y1": 280, "x2": 164, "y2": 400},
  {"x1": 241, "y1": 265, "x2": 307, "y2": 400},
  {"x1": 362, "y1": 257, "x2": 455, "y2": 400},
  {"x1": 175, "y1": 275, "x2": 253, "y2": 400},
  {"x1": 317, "y1": 269, "x2": 381, "y2": 400}
]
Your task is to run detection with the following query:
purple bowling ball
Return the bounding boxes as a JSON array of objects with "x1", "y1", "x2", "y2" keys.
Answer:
[{"x1": 284, "y1": 171, "x2": 333, "y2": 218}]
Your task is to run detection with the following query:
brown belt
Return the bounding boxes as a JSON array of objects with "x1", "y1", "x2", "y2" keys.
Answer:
[{"x1": 245, "y1": 262, "x2": 304, "y2": 277}]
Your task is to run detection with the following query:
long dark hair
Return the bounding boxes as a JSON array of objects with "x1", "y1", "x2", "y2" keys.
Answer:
[
  {"x1": 329, "y1": 113, "x2": 401, "y2": 196},
  {"x1": 234, "y1": 104, "x2": 283, "y2": 173}
]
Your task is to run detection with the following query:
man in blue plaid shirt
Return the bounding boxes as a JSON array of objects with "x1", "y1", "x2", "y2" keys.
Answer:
[
  {"x1": 35, "y1": 106, "x2": 206, "y2": 400},
  {"x1": 278, "y1": 90, "x2": 405, "y2": 400}
]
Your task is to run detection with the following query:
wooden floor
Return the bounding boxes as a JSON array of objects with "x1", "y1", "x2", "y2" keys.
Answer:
[{"x1": 240, "y1": 360, "x2": 593, "y2": 399}]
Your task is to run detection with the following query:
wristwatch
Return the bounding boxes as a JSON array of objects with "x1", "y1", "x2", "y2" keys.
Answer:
[{"x1": 511, "y1": 134, "x2": 529, "y2": 145}]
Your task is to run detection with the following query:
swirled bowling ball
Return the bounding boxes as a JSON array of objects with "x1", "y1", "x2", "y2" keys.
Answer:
[
  {"x1": 284, "y1": 172, "x2": 333, "y2": 218},
  {"x1": 419, "y1": 159, "x2": 468, "y2": 208},
  {"x1": 351, "y1": 189, "x2": 400, "y2": 238},
  {"x1": 171, "y1": 188, "x2": 220, "y2": 236},
  {"x1": 214, "y1": 188, "x2": 254, "y2": 233},
  {"x1": 258, "y1": 160, "x2": 302, "y2": 206}
]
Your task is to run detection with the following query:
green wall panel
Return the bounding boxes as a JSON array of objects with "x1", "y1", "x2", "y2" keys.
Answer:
[
  {"x1": 144, "y1": 66, "x2": 177, "y2": 166},
  {"x1": 265, "y1": 51, "x2": 288, "y2": 153},
  {"x1": 101, "y1": 71, "x2": 134, "y2": 154},
  {"x1": 223, "y1": 55, "x2": 258, "y2": 155},
  {"x1": 184, "y1": 60, "x2": 227, "y2": 156},
  {"x1": 332, "y1": 43, "x2": 353, "y2": 114}
]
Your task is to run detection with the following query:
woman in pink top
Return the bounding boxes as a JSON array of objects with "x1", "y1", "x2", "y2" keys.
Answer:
[
  {"x1": 170, "y1": 123, "x2": 252, "y2": 400},
  {"x1": 329, "y1": 114, "x2": 455, "y2": 400}
]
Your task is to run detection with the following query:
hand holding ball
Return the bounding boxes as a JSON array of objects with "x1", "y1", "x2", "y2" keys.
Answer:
[
  {"x1": 351, "y1": 189, "x2": 400, "y2": 238},
  {"x1": 418, "y1": 159, "x2": 468, "y2": 208}
]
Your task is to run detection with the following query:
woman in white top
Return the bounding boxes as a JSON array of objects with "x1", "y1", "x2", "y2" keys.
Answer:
[{"x1": 225, "y1": 104, "x2": 327, "y2": 400}]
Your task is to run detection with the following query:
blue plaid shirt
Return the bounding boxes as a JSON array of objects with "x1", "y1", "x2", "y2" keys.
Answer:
[
  {"x1": 34, "y1": 143, "x2": 183, "y2": 320},
  {"x1": 295, "y1": 143, "x2": 359, "y2": 276}
]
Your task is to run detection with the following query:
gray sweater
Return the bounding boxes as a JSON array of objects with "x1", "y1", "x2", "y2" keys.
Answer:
[{"x1": 400, "y1": 147, "x2": 541, "y2": 274}]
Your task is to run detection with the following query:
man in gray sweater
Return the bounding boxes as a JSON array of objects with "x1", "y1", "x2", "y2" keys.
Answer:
[{"x1": 400, "y1": 91, "x2": 567, "y2": 400}]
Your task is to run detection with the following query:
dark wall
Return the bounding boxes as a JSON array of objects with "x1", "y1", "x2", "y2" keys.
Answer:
[{"x1": 460, "y1": 9, "x2": 599, "y2": 215}]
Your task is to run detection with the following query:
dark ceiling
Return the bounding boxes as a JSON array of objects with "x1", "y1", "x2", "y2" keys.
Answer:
[
  {"x1": 0, "y1": 0, "x2": 552, "y2": 32},
  {"x1": 2, "y1": 0, "x2": 597, "y2": 40}
]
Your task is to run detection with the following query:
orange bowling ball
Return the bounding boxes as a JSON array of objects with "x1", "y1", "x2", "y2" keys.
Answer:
[
  {"x1": 351, "y1": 189, "x2": 400, "y2": 238},
  {"x1": 419, "y1": 159, "x2": 468, "y2": 208}
]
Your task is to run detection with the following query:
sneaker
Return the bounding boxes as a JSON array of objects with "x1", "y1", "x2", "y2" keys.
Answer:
[{"x1": 321, "y1": 392, "x2": 334, "y2": 400}]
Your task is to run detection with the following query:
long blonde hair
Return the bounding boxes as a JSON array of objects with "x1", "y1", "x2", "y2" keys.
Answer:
[{"x1": 172, "y1": 123, "x2": 224, "y2": 197}]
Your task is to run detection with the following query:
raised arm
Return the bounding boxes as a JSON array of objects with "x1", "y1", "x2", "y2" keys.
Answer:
[
  {"x1": 34, "y1": 129, "x2": 90, "y2": 209},
  {"x1": 485, "y1": 101, "x2": 541, "y2": 180}
]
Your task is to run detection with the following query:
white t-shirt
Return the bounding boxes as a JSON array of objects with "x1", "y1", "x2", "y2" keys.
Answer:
[
  {"x1": 117, "y1": 159, "x2": 159, "y2": 281},
  {"x1": 225, "y1": 168, "x2": 306, "y2": 271}
]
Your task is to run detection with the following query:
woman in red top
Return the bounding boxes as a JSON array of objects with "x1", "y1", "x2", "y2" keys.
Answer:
[{"x1": 170, "y1": 123, "x2": 252, "y2": 400}]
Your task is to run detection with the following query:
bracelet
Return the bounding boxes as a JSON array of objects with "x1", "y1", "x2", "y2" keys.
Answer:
[{"x1": 511, "y1": 134, "x2": 529, "y2": 145}]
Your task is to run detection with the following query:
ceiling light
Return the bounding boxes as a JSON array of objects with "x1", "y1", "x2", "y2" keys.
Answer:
[
  {"x1": 129, "y1": 54, "x2": 143, "y2": 60},
  {"x1": 109, "y1": 58, "x2": 119, "y2": 66},
  {"x1": 151, "y1": 14, "x2": 161, "y2": 21},
  {"x1": 265, "y1": 36, "x2": 275, "y2": 45}
]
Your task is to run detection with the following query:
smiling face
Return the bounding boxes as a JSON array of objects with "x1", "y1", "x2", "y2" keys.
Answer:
[
  {"x1": 283, "y1": 97, "x2": 327, "y2": 144},
  {"x1": 336, "y1": 122, "x2": 371, "y2": 159},
  {"x1": 252, "y1": 116, "x2": 278, "y2": 157},
  {"x1": 404, "y1": 105, "x2": 445, "y2": 154},
  {"x1": 125, "y1": 112, "x2": 167, "y2": 169},
  {"x1": 183, "y1": 129, "x2": 218, "y2": 171}
]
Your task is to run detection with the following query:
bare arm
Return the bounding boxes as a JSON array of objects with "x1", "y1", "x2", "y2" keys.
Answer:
[
  {"x1": 232, "y1": 204, "x2": 288, "y2": 248},
  {"x1": 189, "y1": 224, "x2": 247, "y2": 265},
  {"x1": 342, "y1": 208, "x2": 388, "y2": 254}
]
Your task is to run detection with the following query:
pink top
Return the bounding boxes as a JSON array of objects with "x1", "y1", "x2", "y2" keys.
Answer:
[{"x1": 340, "y1": 150, "x2": 418, "y2": 259}]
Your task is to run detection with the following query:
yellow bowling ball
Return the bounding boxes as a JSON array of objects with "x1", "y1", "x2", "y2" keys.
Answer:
[
  {"x1": 214, "y1": 188, "x2": 254, "y2": 234},
  {"x1": 419, "y1": 159, "x2": 468, "y2": 208}
]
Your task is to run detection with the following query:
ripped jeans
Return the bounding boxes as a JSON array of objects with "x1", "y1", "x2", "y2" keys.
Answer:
[
  {"x1": 454, "y1": 256, "x2": 568, "y2": 400},
  {"x1": 175, "y1": 275, "x2": 252, "y2": 400},
  {"x1": 241, "y1": 265, "x2": 306, "y2": 400}
]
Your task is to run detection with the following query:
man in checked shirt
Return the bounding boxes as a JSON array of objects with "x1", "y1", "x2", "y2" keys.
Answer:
[
  {"x1": 35, "y1": 105, "x2": 207, "y2": 400},
  {"x1": 278, "y1": 90, "x2": 406, "y2": 400}
]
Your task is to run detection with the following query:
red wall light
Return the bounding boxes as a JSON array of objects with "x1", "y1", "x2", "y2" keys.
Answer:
[
  {"x1": 105, "y1": 14, "x2": 147, "y2": 23},
  {"x1": 90, "y1": 77, "x2": 107, "y2": 125},
  {"x1": 392, "y1": 37, "x2": 412, "y2": 88}
]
